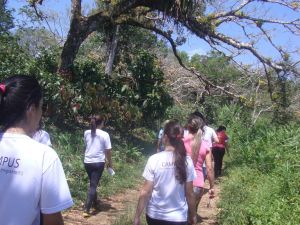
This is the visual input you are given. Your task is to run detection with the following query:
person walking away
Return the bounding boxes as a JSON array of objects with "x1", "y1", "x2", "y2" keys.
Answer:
[
  {"x1": 32, "y1": 122, "x2": 53, "y2": 225},
  {"x1": 83, "y1": 115, "x2": 113, "y2": 217},
  {"x1": 156, "y1": 120, "x2": 169, "y2": 152},
  {"x1": 183, "y1": 117, "x2": 214, "y2": 219},
  {"x1": 32, "y1": 122, "x2": 52, "y2": 147},
  {"x1": 190, "y1": 111, "x2": 219, "y2": 180},
  {"x1": 134, "y1": 120, "x2": 197, "y2": 225},
  {"x1": 0, "y1": 75, "x2": 73, "y2": 225},
  {"x1": 212, "y1": 126, "x2": 229, "y2": 177}
]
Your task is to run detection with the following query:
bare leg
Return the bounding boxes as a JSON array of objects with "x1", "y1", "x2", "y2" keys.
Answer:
[{"x1": 194, "y1": 187, "x2": 204, "y2": 214}]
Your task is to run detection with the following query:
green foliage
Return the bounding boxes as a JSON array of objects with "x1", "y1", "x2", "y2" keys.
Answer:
[
  {"x1": 72, "y1": 46, "x2": 173, "y2": 132},
  {"x1": 0, "y1": 1, "x2": 14, "y2": 34},
  {"x1": 0, "y1": 24, "x2": 173, "y2": 133},
  {"x1": 178, "y1": 51, "x2": 190, "y2": 65},
  {"x1": 113, "y1": 207, "x2": 147, "y2": 225},
  {"x1": 164, "y1": 102, "x2": 197, "y2": 123},
  {"x1": 129, "y1": 50, "x2": 173, "y2": 125},
  {"x1": 50, "y1": 128, "x2": 87, "y2": 202},
  {"x1": 113, "y1": 143, "x2": 143, "y2": 163},
  {"x1": 216, "y1": 106, "x2": 300, "y2": 225},
  {"x1": 15, "y1": 28, "x2": 58, "y2": 57},
  {"x1": 190, "y1": 50, "x2": 243, "y2": 85},
  {"x1": 0, "y1": 35, "x2": 31, "y2": 76},
  {"x1": 131, "y1": 127, "x2": 157, "y2": 143},
  {"x1": 272, "y1": 73, "x2": 294, "y2": 124}
]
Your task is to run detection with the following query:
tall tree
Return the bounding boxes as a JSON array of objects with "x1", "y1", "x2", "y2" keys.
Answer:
[{"x1": 29, "y1": 0, "x2": 300, "y2": 99}]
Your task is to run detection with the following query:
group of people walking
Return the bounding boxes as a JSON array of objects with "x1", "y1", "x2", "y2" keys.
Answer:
[
  {"x1": 0, "y1": 75, "x2": 113, "y2": 224},
  {"x1": 136, "y1": 113, "x2": 229, "y2": 225},
  {"x1": 0, "y1": 75, "x2": 228, "y2": 225}
]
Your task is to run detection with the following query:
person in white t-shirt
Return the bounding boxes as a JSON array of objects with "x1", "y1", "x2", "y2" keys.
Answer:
[
  {"x1": 32, "y1": 124, "x2": 52, "y2": 147},
  {"x1": 0, "y1": 75, "x2": 73, "y2": 225},
  {"x1": 156, "y1": 120, "x2": 169, "y2": 152},
  {"x1": 134, "y1": 120, "x2": 197, "y2": 225},
  {"x1": 83, "y1": 115, "x2": 113, "y2": 217}
]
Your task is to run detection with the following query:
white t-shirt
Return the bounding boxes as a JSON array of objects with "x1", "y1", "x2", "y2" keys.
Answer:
[
  {"x1": 84, "y1": 129, "x2": 112, "y2": 163},
  {"x1": 202, "y1": 125, "x2": 217, "y2": 148},
  {"x1": 0, "y1": 133, "x2": 73, "y2": 225},
  {"x1": 32, "y1": 130, "x2": 52, "y2": 146},
  {"x1": 143, "y1": 151, "x2": 196, "y2": 222},
  {"x1": 202, "y1": 126, "x2": 218, "y2": 168},
  {"x1": 157, "y1": 128, "x2": 164, "y2": 139}
]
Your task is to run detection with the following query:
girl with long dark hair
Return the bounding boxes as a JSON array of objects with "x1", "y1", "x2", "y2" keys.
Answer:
[
  {"x1": 0, "y1": 75, "x2": 73, "y2": 225},
  {"x1": 134, "y1": 120, "x2": 197, "y2": 225}
]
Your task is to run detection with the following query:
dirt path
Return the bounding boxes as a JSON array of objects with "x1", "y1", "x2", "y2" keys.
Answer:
[
  {"x1": 197, "y1": 179, "x2": 221, "y2": 225},
  {"x1": 63, "y1": 180, "x2": 221, "y2": 225},
  {"x1": 63, "y1": 187, "x2": 141, "y2": 225}
]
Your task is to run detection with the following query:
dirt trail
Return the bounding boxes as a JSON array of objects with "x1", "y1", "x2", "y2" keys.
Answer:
[
  {"x1": 63, "y1": 187, "x2": 140, "y2": 225},
  {"x1": 197, "y1": 179, "x2": 221, "y2": 225},
  {"x1": 63, "y1": 180, "x2": 221, "y2": 225}
]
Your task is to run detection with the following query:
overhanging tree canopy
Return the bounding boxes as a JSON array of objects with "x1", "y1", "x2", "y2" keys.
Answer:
[{"x1": 30, "y1": 0, "x2": 300, "y2": 98}]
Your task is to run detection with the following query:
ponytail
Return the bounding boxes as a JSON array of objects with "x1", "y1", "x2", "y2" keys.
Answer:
[
  {"x1": 90, "y1": 115, "x2": 104, "y2": 137},
  {"x1": 91, "y1": 117, "x2": 97, "y2": 137},
  {"x1": 164, "y1": 120, "x2": 187, "y2": 184},
  {"x1": 187, "y1": 116, "x2": 205, "y2": 165},
  {"x1": 191, "y1": 128, "x2": 202, "y2": 165}
]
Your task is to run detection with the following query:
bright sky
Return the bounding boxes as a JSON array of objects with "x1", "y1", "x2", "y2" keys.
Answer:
[{"x1": 8, "y1": 0, "x2": 300, "y2": 65}]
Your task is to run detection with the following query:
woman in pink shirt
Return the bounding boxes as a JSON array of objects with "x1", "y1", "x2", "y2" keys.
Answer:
[{"x1": 183, "y1": 116, "x2": 214, "y2": 217}]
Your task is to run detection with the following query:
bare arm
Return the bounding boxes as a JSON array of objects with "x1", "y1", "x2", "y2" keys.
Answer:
[
  {"x1": 82, "y1": 138, "x2": 86, "y2": 157},
  {"x1": 185, "y1": 181, "x2": 197, "y2": 225},
  {"x1": 43, "y1": 212, "x2": 64, "y2": 225},
  {"x1": 225, "y1": 135, "x2": 229, "y2": 154},
  {"x1": 225, "y1": 142, "x2": 229, "y2": 155},
  {"x1": 212, "y1": 130, "x2": 219, "y2": 144},
  {"x1": 105, "y1": 149, "x2": 113, "y2": 168},
  {"x1": 134, "y1": 180, "x2": 154, "y2": 225},
  {"x1": 205, "y1": 151, "x2": 215, "y2": 197}
]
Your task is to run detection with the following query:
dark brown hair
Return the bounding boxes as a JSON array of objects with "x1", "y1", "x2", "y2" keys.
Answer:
[
  {"x1": 0, "y1": 75, "x2": 42, "y2": 130},
  {"x1": 90, "y1": 115, "x2": 104, "y2": 137},
  {"x1": 217, "y1": 125, "x2": 226, "y2": 132},
  {"x1": 164, "y1": 120, "x2": 187, "y2": 184}
]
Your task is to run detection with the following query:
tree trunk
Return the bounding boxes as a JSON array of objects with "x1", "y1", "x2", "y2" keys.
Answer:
[{"x1": 105, "y1": 25, "x2": 120, "y2": 76}]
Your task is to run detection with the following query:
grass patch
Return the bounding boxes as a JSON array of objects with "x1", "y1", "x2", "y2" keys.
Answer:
[
  {"x1": 112, "y1": 204, "x2": 147, "y2": 225},
  {"x1": 218, "y1": 122, "x2": 300, "y2": 225}
]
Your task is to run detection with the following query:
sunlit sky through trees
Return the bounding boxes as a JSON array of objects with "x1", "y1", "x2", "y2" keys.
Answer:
[{"x1": 8, "y1": 0, "x2": 300, "y2": 66}]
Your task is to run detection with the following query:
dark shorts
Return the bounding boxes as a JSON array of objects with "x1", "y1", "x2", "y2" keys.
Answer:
[{"x1": 146, "y1": 215, "x2": 187, "y2": 225}]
